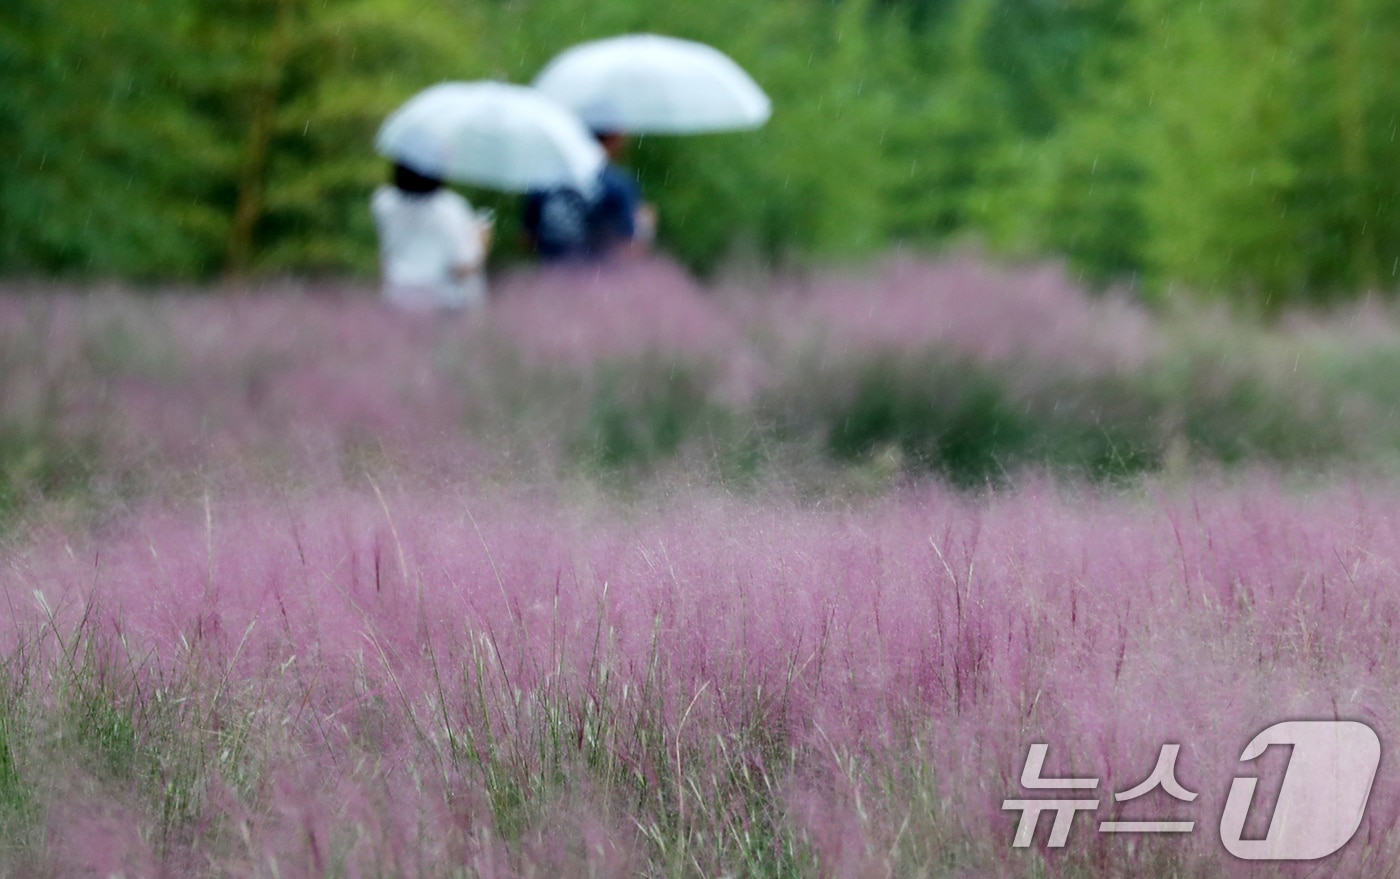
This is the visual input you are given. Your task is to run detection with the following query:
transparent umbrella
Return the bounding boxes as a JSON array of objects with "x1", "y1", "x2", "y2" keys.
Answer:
[
  {"x1": 374, "y1": 81, "x2": 606, "y2": 192},
  {"x1": 533, "y1": 35, "x2": 771, "y2": 135}
]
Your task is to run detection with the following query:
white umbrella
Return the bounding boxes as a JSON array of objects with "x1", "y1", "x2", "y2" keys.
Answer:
[
  {"x1": 374, "y1": 81, "x2": 606, "y2": 192},
  {"x1": 533, "y1": 35, "x2": 771, "y2": 135}
]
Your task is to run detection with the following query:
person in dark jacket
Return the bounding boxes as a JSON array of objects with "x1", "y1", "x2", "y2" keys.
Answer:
[{"x1": 522, "y1": 130, "x2": 655, "y2": 262}]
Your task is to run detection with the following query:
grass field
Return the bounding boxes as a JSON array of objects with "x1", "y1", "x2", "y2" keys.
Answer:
[{"x1": 3, "y1": 256, "x2": 1400, "y2": 876}]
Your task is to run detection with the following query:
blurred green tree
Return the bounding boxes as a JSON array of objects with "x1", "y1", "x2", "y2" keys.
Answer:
[
  {"x1": 0, "y1": 0, "x2": 233, "y2": 276},
  {"x1": 3, "y1": 0, "x2": 1399, "y2": 303},
  {"x1": 209, "y1": 0, "x2": 478, "y2": 275}
]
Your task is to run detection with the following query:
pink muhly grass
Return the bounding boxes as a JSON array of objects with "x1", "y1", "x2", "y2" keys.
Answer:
[
  {"x1": 5, "y1": 477, "x2": 1400, "y2": 874},
  {"x1": 47, "y1": 797, "x2": 160, "y2": 878},
  {"x1": 0, "y1": 262, "x2": 761, "y2": 484},
  {"x1": 488, "y1": 258, "x2": 767, "y2": 407},
  {"x1": 488, "y1": 258, "x2": 742, "y2": 366},
  {"x1": 728, "y1": 254, "x2": 1158, "y2": 376},
  {"x1": 0, "y1": 254, "x2": 1159, "y2": 474},
  {"x1": 8, "y1": 254, "x2": 1394, "y2": 502},
  {"x1": 0, "y1": 285, "x2": 496, "y2": 480}
]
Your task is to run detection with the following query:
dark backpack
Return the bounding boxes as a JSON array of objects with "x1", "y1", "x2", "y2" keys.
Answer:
[{"x1": 528, "y1": 186, "x2": 593, "y2": 259}]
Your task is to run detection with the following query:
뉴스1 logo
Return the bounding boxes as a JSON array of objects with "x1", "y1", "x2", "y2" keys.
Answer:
[{"x1": 1003, "y1": 720, "x2": 1381, "y2": 861}]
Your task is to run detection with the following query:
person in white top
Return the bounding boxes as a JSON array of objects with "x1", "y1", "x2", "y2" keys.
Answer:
[{"x1": 371, "y1": 163, "x2": 494, "y2": 312}]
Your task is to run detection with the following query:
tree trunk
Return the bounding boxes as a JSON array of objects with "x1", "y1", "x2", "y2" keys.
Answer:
[{"x1": 224, "y1": 0, "x2": 294, "y2": 280}]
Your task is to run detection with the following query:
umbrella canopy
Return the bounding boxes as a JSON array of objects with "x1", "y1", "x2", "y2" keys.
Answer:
[
  {"x1": 533, "y1": 35, "x2": 771, "y2": 135},
  {"x1": 375, "y1": 82, "x2": 606, "y2": 192}
]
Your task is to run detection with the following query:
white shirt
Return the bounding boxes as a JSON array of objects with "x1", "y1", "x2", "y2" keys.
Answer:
[{"x1": 371, "y1": 185, "x2": 486, "y2": 311}]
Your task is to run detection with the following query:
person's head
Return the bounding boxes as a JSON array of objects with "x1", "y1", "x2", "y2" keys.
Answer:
[
  {"x1": 392, "y1": 162, "x2": 442, "y2": 195},
  {"x1": 593, "y1": 130, "x2": 628, "y2": 160}
]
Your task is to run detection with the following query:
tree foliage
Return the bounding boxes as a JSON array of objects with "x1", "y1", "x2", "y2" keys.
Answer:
[{"x1": 3, "y1": 0, "x2": 1399, "y2": 303}]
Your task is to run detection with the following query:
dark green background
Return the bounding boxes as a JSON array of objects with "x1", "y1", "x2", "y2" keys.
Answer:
[{"x1": 4, "y1": 0, "x2": 1398, "y2": 305}]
